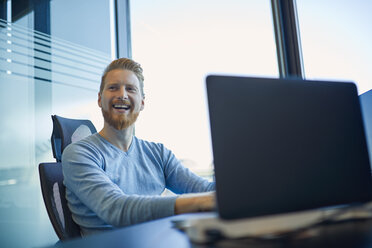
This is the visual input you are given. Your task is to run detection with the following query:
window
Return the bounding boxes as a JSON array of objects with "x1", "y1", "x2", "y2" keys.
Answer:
[
  {"x1": 297, "y1": 0, "x2": 372, "y2": 94},
  {"x1": 131, "y1": 0, "x2": 278, "y2": 174}
]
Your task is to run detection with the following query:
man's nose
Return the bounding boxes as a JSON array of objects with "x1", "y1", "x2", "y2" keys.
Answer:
[{"x1": 117, "y1": 86, "x2": 128, "y2": 99}]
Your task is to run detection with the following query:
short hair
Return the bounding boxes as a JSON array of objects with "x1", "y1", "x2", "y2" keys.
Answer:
[{"x1": 100, "y1": 58, "x2": 145, "y2": 96}]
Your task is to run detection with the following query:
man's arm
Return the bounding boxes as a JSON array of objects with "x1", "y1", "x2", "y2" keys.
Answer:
[
  {"x1": 174, "y1": 192, "x2": 215, "y2": 214},
  {"x1": 157, "y1": 144, "x2": 216, "y2": 213},
  {"x1": 62, "y1": 143, "x2": 178, "y2": 228},
  {"x1": 160, "y1": 144, "x2": 215, "y2": 194}
]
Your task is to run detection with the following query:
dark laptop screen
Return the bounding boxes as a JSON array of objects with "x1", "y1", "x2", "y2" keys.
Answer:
[{"x1": 206, "y1": 76, "x2": 372, "y2": 220}]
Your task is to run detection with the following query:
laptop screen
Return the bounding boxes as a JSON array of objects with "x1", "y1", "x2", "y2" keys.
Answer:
[{"x1": 206, "y1": 76, "x2": 372, "y2": 220}]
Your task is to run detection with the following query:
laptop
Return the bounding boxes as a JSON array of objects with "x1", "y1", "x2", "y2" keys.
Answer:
[
  {"x1": 207, "y1": 75, "x2": 372, "y2": 219},
  {"x1": 360, "y1": 89, "x2": 372, "y2": 167},
  {"x1": 179, "y1": 76, "x2": 372, "y2": 243}
]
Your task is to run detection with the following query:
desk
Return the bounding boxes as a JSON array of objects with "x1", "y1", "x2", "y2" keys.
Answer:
[{"x1": 51, "y1": 213, "x2": 372, "y2": 248}]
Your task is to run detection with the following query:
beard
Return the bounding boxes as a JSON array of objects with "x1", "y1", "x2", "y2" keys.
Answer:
[{"x1": 101, "y1": 107, "x2": 140, "y2": 130}]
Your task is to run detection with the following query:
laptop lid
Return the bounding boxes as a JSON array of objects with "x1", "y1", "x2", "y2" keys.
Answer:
[
  {"x1": 206, "y1": 75, "x2": 372, "y2": 220},
  {"x1": 360, "y1": 89, "x2": 372, "y2": 168}
]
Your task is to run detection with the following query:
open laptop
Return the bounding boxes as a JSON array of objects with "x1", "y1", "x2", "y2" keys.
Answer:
[
  {"x1": 181, "y1": 76, "x2": 372, "y2": 243},
  {"x1": 360, "y1": 89, "x2": 372, "y2": 168}
]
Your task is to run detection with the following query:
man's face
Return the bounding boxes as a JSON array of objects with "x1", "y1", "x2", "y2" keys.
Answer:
[{"x1": 98, "y1": 69, "x2": 144, "y2": 130}]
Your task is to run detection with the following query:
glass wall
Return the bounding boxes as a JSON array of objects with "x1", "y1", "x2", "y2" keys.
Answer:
[
  {"x1": 0, "y1": 0, "x2": 113, "y2": 247},
  {"x1": 297, "y1": 0, "x2": 372, "y2": 94},
  {"x1": 50, "y1": 0, "x2": 112, "y2": 55},
  {"x1": 131, "y1": 0, "x2": 278, "y2": 175}
]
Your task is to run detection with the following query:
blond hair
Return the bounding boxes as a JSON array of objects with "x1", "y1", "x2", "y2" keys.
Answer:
[{"x1": 100, "y1": 58, "x2": 144, "y2": 96}]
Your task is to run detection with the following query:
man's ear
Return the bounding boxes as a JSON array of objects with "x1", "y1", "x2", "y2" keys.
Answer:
[
  {"x1": 98, "y1": 92, "x2": 102, "y2": 107},
  {"x1": 140, "y1": 95, "x2": 145, "y2": 111}
]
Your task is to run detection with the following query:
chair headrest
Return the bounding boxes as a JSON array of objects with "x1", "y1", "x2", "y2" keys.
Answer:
[{"x1": 51, "y1": 115, "x2": 97, "y2": 162}]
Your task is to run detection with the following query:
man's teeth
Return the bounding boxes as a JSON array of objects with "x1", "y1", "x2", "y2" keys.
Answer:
[{"x1": 113, "y1": 104, "x2": 130, "y2": 109}]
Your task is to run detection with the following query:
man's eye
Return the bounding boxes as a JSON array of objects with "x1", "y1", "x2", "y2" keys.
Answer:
[
  {"x1": 108, "y1": 86, "x2": 117, "y2": 90},
  {"x1": 127, "y1": 87, "x2": 136, "y2": 92}
]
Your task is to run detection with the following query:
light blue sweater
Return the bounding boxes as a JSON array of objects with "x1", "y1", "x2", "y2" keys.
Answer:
[{"x1": 62, "y1": 133, "x2": 215, "y2": 235}]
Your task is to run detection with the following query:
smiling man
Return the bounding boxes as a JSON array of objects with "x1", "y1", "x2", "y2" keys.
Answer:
[{"x1": 62, "y1": 58, "x2": 215, "y2": 236}]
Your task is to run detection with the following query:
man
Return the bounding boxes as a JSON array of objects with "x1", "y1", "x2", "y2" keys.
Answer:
[{"x1": 62, "y1": 58, "x2": 215, "y2": 236}]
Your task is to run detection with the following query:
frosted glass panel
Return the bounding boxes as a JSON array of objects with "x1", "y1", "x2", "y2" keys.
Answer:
[{"x1": 0, "y1": 19, "x2": 110, "y2": 168}]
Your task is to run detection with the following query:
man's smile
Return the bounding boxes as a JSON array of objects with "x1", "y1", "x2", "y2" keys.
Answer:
[{"x1": 112, "y1": 104, "x2": 131, "y2": 110}]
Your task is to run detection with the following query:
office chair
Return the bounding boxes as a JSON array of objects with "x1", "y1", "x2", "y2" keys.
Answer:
[
  {"x1": 39, "y1": 162, "x2": 81, "y2": 240},
  {"x1": 39, "y1": 115, "x2": 97, "y2": 240},
  {"x1": 51, "y1": 115, "x2": 97, "y2": 162}
]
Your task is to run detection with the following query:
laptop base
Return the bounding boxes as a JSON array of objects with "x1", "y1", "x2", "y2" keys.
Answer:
[{"x1": 181, "y1": 206, "x2": 372, "y2": 243}]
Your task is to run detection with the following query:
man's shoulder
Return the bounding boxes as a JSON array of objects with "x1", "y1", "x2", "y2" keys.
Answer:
[
  {"x1": 134, "y1": 136, "x2": 166, "y2": 152},
  {"x1": 132, "y1": 137, "x2": 176, "y2": 167},
  {"x1": 61, "y1": 133, "x2": 112, "y2": 171},
  {"x1": 67, "y1": 132, "x2": 101, "y2": 147},
  {"x1": 63, "y1": 133, "x2": 103, "y2": 157}
]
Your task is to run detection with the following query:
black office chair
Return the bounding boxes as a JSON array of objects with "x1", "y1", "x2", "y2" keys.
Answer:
[
  {"x1": 39, "y1": 162, "x2": 81, "y2": 240},
  {"x1": 39, "y1": 115, "x2": 97, "y2": 240},
  {"x1": 51, "y1": 114, "x2": 97, "y2": 162}
]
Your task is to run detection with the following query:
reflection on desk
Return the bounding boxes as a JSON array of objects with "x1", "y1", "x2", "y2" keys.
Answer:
[{"x1": 47, "y1": 212, "x2": 372, "y2": 248}]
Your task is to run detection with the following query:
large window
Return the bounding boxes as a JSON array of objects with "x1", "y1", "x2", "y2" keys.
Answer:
[
  {"x1": 297, "y1": 0, "x2": 372, "y2": 94},
  {"x1": 131, "y1": 0, "x2": 278, "y2": 174}
]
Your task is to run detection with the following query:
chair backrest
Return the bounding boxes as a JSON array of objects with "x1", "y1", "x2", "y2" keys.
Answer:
[
  {"x1": 51, "y1": 115, "x2": 97, "y2": 162},
  {"x1": 39, "y1": 162, "x2": 81, "y2": 240}
]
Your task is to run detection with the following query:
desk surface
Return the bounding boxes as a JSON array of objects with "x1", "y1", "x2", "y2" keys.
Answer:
[{"x1": 52, "y1": 213, "x2": 372, "y2": 248}]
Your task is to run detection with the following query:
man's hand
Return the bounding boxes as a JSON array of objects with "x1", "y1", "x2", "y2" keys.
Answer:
[{"x1": 174, "y1": 192, "x2": 215, "y2": 215}]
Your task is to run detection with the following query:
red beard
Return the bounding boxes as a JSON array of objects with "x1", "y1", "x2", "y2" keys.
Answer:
[{"x1": 101, "y1": 106, "x2": 139, "y2": 130}]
